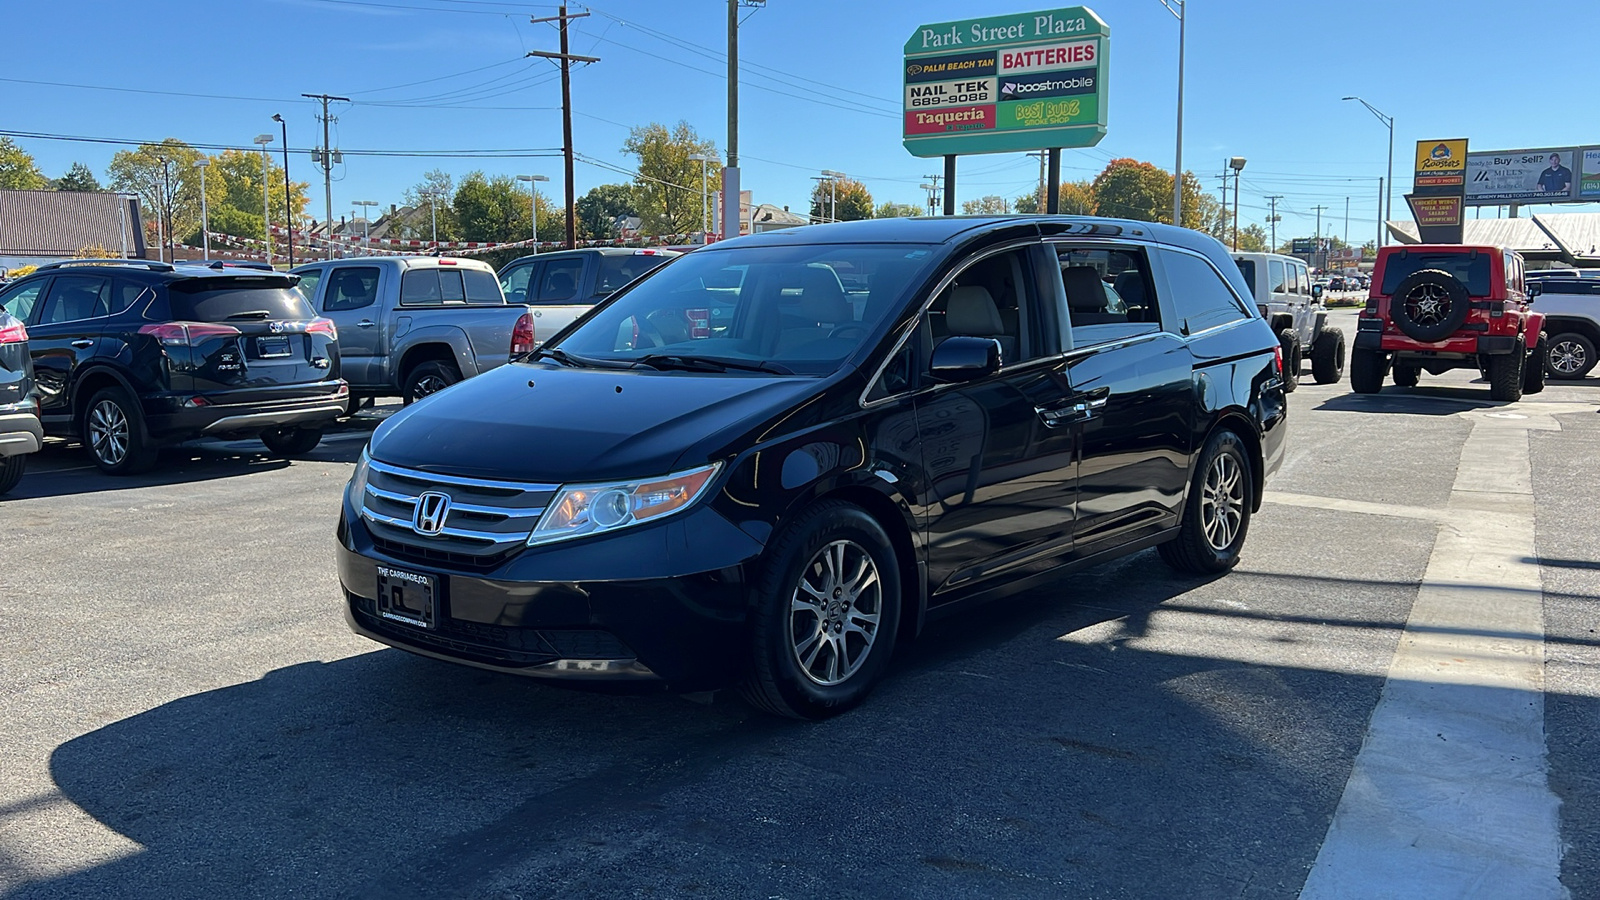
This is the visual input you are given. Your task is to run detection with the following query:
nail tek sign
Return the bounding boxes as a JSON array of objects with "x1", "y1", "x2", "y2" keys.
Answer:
[{"x1": 903, "y1": 7, "x2": 1109, "y2": 157}]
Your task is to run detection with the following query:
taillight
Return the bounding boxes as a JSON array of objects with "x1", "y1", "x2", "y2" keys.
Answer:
[
  {"x1": 510, "y1": 312, "x2": 535, "y2": 356},
  {"x1": 1273, "y1": 343, "x2": 1284, "y2": 376},
  {"x1": 0, "y1": 321, "x2": 26, "y2": 344},
  {"x1": 138, "y1": 322, "x2": 242, "y2": 346},
  {"x1": 306, "y1": 317, "x2": 338, "y2": 339}
]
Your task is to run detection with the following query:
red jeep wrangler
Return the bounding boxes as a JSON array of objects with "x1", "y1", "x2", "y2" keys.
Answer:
[{"x1": 1351, "y1": 244, "x2": 1546, "y2": 401}]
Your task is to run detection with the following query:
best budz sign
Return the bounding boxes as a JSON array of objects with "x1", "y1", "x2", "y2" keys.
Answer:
[{"x1": 903, "y1": 7, "x2": 1109, "y2": 157}]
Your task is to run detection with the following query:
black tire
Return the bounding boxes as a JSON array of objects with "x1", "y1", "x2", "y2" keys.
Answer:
[
  {"x1": 1277, "y1": 329, "x2": 1301, "y2": 392},
  {"x1": 1523, "y1": 333, "x2": 1547, "y2": 396},
  {"x1": 1487, "y1": 346, "x2": 1526, "y2": 402},
  {"x1": 402, "y1": 360, "x2": 461, "y2": 405},
  {"x1": 1392, "y1": 364, "x2": 1420, "y2": 387},
  {"x1": 1159, "y1": 429, "x2": 1253, "y2": 575},
  {"x1": 1389, "y1": 269, "x2": 1471, "y2": 343},
  {"x1": 1310, "y1": 327, "x2": 1346, "y2": 385},
  {"x1": 260, "y1": 426, "x2": 324, "y2": 457},
  {"x1": 0, "y1": 454, "x2": 24, "y2": 496},
  {"x1": 1545, "y1": 331, "x2": 1597, "y2": 380},
  {"x1": 1349, "y1": 348, "x2": 1387, "y2": 394},
  {"x1": 83, "y1": 387, "x2": 158, "y2": 475},
  {"x1": 738, "y1": 500, "x2": 902, "y2": 720}
]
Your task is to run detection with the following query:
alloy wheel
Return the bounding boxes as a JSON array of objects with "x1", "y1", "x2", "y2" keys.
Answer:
[
  {"x1": 88, "y1": 399, "x2": 129, "y2": 466},
  {"x1": 788, "y1": 539, "x2": 883, "y2": 686},
  {"x1": 1550, "y1": 339, "x2": 1587, "y2": 375},
  {"x1": 1404, "y1": 283, "x2": 1452, "y2": 327},
  {"x1": 1200, "y1": 453, "x2": 1245, "y2": 552},
  {"x1": 412, "y1": 375, "x2": 449, "y2": 398}
]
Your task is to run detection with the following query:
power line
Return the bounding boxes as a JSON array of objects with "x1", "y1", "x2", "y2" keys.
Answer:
[{"x1": 0, "y1": 128, "x2": 561, "y2": 158}]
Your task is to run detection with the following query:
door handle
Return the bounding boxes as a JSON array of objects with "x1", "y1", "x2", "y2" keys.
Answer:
[
  {"x1": 1036, "y1": 391, "x2": 1109, "y2": 427},
  {"x1": 356, "y1": 319, "x2": 376, "y2": 328},
  {"x1": 71, "y1": 339, "x2": 94, "y2": 348}
]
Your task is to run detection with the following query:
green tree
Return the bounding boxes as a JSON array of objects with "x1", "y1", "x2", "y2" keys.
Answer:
[
  {"x1": 874, "y1": 200, "x2": 922, "y2": 219},
  {"x1": 206, "y1": 150, "x2": 310, "y2": 235},
  {"x1": 54, "y1": 162, "x2": 102, "y2": 192},
  {"x1": 961, "y1": 194, "x2": 1011, "y2": 215},
  {"x1": 453, "y1": 171, "x2": 528, "y2": 242},
  {"x1": 810, "y1": 176, "x2": 873, "y2": 222},
  {"x1": 397, "y1": 169, "x2": 459, "y2": 241},
  {"x1": 576, "y1": 183, "x2": 638, "y2": 239},
  {"x1": 1015, "y1": 180, "x2": 1095, "y2": 215},
  {"x1": 622, "y1": 121, "x2": 720, "y2": 237},
  {"x1": 1089, "y1": 158, "x2": 1171, "y2": 222},
  {"x1": 1236, "y1": 223, "x2": 1270, "y2": 252},
  {"x1": 108, "y1": 139, "x2": 205, "y2": 255},
  {"x1": 0, "y1": 138, "x2": 48, "y2": 190}
]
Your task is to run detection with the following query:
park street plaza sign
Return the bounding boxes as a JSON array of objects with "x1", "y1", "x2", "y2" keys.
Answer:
[{"x1": 903, "y1": 7, "x2": 1110, "y2": 158}]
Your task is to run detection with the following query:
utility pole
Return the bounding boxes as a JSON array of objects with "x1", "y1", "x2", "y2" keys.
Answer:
[
  {"x1": 1344, "y1": 196, "x2": 1350, "y2": 246},
  {"x1": 926, "y1": 173, "x2": 943, "y2": 215},
  {"x1": 1265, "y1": 195, "x2": 1282, "y2": 251},
  {"x1": 1312, "y1": 204, "x2": 1327, "y2": 239},
  {"x1": 529, "y1": 6, "x2": 597, "y2": 250},
  {"x1": 1028, "y1": 151, "x2": 1046, "y2": 212},
  {"x1": 302, "y1": 93, "x2": 349, "y2": 257}
]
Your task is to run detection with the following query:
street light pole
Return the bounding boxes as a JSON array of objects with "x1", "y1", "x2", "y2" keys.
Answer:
[
  {"x1": 821, "y1": 170, "x2": 845, "y2": 222},
  {"x1": 354, "y1": 200, "x2": 377, "y2": 255},
  {"x1": 1159, "y1": 0, "x2": 1185, "y2": 225},
  {"x1": 689, "y1": 153, "x2": 710, "y2": 241},
  {"x1": 254, "y1": 134, "x2": 275, "y2": 266},
  {"x1": 194, "y1": 159, "x2": 211, "y2": 260},
  {"x1": 516, "y1": 175, "x2": 550, "y2": 253},
  {"x1": 1343, "y1": 96, "x2": 1395, "y2": 227},
  {"x1": 272, "y1": 114, "x2": 293, "y2": 265},
  {"x1": 1228, "y1": 157, "x2": 1247, "y2": 250}
]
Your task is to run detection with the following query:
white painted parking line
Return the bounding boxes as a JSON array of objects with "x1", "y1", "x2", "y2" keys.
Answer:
[{"x1": 1300, "y1": 417, "x2": 1566, "y2": 899}]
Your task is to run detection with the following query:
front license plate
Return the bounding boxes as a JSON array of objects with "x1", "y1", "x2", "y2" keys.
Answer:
[
  {"x1": 376, "y1": 565, "x2": 437, "y2": 629},
  {"x1": 256, "y1": 336, "x2": 292, "y2": 358}
]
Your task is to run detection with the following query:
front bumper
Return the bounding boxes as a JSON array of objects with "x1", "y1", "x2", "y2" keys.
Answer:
[
  {"x1": 144, "y1": 383, "x2": 347, "y2": 440},
  {"x1": 0, "y1": 408, "x2": 42, "y2": 458},
  {"x1": 336, "y1": 488, "x2": 766, "y2": 691}
]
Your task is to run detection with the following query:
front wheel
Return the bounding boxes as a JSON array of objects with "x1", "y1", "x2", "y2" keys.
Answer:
[
  {"x1": 739, "y1": 501, "x2": 901, "y2": 720},
  {"x1": 1160, "y1": 429, "x2": 1253, "y2": 575},
  {"x1": 0, "y1": 454, "x2": 24, "y2": 496},
  {"x1": 402, "y1": 360, "x2": 462, "y2": 405},
  {"x1": 260, "y1": 426, "x2": 324, "y2": 457},
  {"x1": 1349, "y1": 348, "x2": 1387, "y2": 394}
]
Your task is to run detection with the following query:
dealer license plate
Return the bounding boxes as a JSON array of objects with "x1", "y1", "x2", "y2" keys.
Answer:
[
  {"x1": 256, "y1": 336, "x2": 292, "y2": 358},
  {"x1": 376, "y1": 565, "x2": 437, "y2": 629}
]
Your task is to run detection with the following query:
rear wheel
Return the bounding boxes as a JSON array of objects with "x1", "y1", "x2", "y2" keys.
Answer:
[
  {"x1": 1277, "y1": 329, "x2": 1300, "y2": 392},
  {"x1": 739, "y1": 500, "x2": 901, "y2": 720},
  {"x1": 1523, "y1": 333, "x2": 1548, "y2": 395},
  {"x1": 402, "y1": 360, "x2": 461, "y2": 404},
  {"x1": 1310, "y1": 327, "x2": 1346, "y2": 385},
  {"x1": 260, "y1": 426, "x2": 324, "y2": 457},
  {"x1": 1160, "y1": 429, "x2": 1253, "y2": 575},
  {"x1": 0, "y1": 454, "x2": 24, "y2": 496},
  {"x1": 1546, "y1": 332, "x2": 1596, "y2": 380},
  {"x1": 84, "y1": 387, "x2": 158, "y2": 475},
  {"x1": 1487, "y1": 348, "x2": 1526, "y2": 402},
  {"x1": 1349, "y1": 348, "x2": 1387, "y2": 394},
  {"x1": 1392, "y1": 364, "x2": 1420, "y2": 387}
]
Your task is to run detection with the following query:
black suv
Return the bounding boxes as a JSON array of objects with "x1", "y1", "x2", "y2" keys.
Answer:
[
  {"x1": 0, "y1": 260, "x2": 348, "y2": 474},
  {"x1": 0, "y1": 309, "x2": 41, "y2": 495},
  {"x1": 337, "y1": 217, "x2": 1288, "y2": 718}
]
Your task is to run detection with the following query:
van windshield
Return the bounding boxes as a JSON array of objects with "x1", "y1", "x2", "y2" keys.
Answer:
[{"x1": 549, "y1": 244, "x2": 936, "y2": 375}]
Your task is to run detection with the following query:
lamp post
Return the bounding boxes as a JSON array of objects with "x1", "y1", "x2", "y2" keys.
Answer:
[
  {"x1": 153, "y1": 155, "x2": 171, "y2": 263},
  {"x1": 516, "y1": 175, "x2": 550, "y2": 253},
  {"x1": 253, "y1": 133, "x2": 274, "y2": 265},
  {"x1": 1159, "y1": 0, "x2": 1185, "y2": 225},
  {"x1": 821, "y1": 170, "x2": 845, "y2": 222},
  {"x1": 1228, "y1": 157, "x2": 1247, "y2": 250},
  {"x1": 354, "y1": 200, "x2": 378, "y2": 255},
  {"x1": 272, "y1": 114, "x2": 293, "y2": 265},
  {"x1": 1343, "y1": 96, "x2": 1394, "y2": 228},
  {"x1": 688, "y1": 153, "x2": 710, "y2": 241},
  {"x1": 424, "y1": 190, "x2": 440, "y2": 249},
  {"x1": 194, "y1": 159, "x2": 211, "y2": 260}
]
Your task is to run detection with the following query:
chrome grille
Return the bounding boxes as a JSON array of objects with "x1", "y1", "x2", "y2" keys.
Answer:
[{"x1": 360, "y1": 458, "x2": 557, "y2": 557}]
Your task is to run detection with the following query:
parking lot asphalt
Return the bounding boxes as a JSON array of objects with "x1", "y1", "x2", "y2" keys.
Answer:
[{"x1": 3, "y1": 309, "x2": 1599, "y2": 899}]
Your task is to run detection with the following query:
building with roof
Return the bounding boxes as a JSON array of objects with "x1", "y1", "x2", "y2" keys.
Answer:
[
  {"x1": 0, "y1": 189, "x2": 145, "y2": 272},
  {"x1": 1387, "y1": 212, "x2": 1600, "y2": 267}
]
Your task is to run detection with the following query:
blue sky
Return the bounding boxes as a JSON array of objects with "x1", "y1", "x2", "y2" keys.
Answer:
[{"x1": 6, "y1": 0, "x2": 1597, "y2": 241}]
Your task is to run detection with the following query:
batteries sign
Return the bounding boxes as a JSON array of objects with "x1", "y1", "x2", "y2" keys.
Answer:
[{"x1": 903, "y1": 7, "x2": 1109, "y2": 158}]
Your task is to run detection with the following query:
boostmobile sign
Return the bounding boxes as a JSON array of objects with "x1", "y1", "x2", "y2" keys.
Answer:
[{"x1": 903, "y1": 7, "x2": 1110, "y2": 157}]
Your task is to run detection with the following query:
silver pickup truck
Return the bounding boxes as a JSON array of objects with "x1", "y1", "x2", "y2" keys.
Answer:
[
  {"x1": 289, "y1": 256, "x2": 533, "y2": 404},
  {"x1": 497, "y1": 247, "x2": 680, "y2": 345}
]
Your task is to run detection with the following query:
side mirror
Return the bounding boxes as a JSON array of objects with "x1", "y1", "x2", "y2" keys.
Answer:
[
  {"x1": 1311, "y1": 284, "x2": 1324, "y2": 301},
  {"x1": 930, "y1": 336, "x2": 1001, "y2": 383},
  {"x1": 1528, "y1": 283, "x2": 1542, "y2": 298}
]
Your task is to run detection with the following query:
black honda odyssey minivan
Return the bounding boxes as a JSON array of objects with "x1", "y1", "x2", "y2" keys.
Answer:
[{"x1": 337, "y1": 216, "x2": 1287, "y2": 718}]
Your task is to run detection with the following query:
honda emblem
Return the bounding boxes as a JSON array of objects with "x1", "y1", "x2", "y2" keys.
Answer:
[{"x1": 412, "y1": 491, "x2": 451, "y2": 536}]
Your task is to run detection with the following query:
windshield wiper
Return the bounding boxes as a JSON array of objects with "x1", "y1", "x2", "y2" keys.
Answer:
[
  {"x1": 530, "y1": 346, "x2": 631, "y2": 369},
  {"x1": 633, "y1": 354, "x2": 793, "y2": 375},
  {"x1": 226, "y1": 310, "x2": 272, "y2": 320}
]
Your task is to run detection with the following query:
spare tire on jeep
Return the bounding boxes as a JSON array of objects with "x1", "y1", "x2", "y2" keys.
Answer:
[{"x1": 1390, "y1": 269, "x2": 1471, "y2": 343}]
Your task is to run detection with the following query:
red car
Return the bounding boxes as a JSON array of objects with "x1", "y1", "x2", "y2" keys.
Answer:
[{"x1": 1351, "y1": 244, "x2": 1545, "y2": 401}]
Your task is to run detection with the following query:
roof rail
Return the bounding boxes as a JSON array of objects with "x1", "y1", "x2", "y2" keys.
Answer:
[
  {"x1": 174, "y1": 260, "x2": 275, "y2": 272},
  {"x1": 35, "y1": 259, "x2": 176, "y2": 273}
]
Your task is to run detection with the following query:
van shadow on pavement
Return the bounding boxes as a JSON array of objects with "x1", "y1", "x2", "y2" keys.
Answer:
[{"x1": 17, "y1": 551, "x2": 1402, "y2": 900}]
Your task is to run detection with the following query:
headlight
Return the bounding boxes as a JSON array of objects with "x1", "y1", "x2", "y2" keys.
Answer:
[
  {"x1": 528, "y1": 462, "x2": 721, "y2": 547},
  {"x1": 349, "y1": 446, "x2": 371, "y2": 503}
]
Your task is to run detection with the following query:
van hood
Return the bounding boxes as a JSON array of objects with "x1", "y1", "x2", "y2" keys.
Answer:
[{"x1": 368, "y1": 361, "x2": 821, "y2": 483}]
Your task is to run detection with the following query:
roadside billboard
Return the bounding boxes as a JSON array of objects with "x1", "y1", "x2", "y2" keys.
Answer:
[
  {"x1": 1466, "y1": 148, "x2": 1580, "y2": 204},
  {"x1": 903, "y1": 7, "x2": 1109, "y2": 158},
  {"x1": 1582, "y1": 149, "x2": 1600, "y2": 201}
]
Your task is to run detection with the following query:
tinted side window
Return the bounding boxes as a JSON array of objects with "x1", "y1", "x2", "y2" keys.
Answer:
[
  {"x1": 38, "y1": 275, "x2": 111, "y2": 323},
  {"x1": 324, "y1": 266, "x2": 380, "y2": 312},
  {"x1": 1268, "y1": 259, "x2": 1286, "y2": 294},
  {"x1": 1235, "y1": 259, "x2": 1257, "y2": 294},
  {"x1": 0, "y1": 280, "x2": 48, "y2": 323},
  {"x1": 597, "y1": 254, "x2": 671, "y2": 295},
  {"x1": 500, "y1": 263, "x2": 536, "y2": 304},
  {"x1": 865, "y1": 335, "x2": 917, "y2": 403},
  {"x1": 400, "y1": 269, "x2": 445, "y2": 307},
  {"x1": 463, "y1": 268, "x2": 503, "y2": 304},
  {"x1": 113, "y1": 279, "x2": 154, "y2": 314},
  {"x1": 294, "y1": 268, "x2": 323, "y2": 305},
  {"x1": 1054, "y1": 244, "x2": 1162, "y2": 340},
  {"x1": 537, "y1": 258, "x2": 584, "y2": 304},
  {"x1": 1162, "y1": 250, "x2": 1250, "y2": 335}
]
